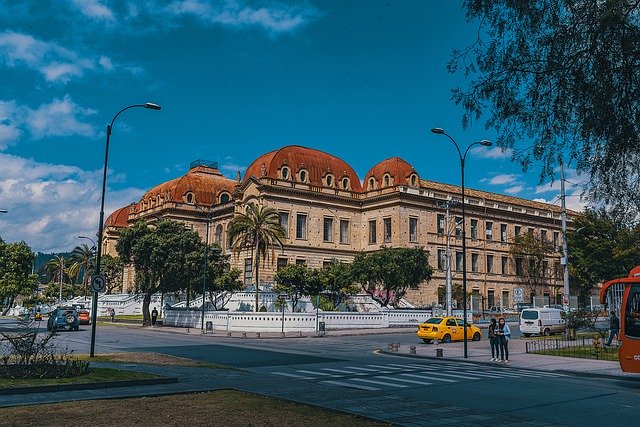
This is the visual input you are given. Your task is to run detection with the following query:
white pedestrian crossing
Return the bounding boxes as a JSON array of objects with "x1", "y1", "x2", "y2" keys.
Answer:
[
  {"x1": 351, "y1": 377, "x2": 409, "y2": 388},
  {"x1": 321, "y1": 380, "x2": 380, "y2": 391}
]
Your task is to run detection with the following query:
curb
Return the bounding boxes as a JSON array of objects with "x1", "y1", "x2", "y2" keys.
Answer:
[{"x1": 0, "y1": 376, "x2": 178, "y2": 396}]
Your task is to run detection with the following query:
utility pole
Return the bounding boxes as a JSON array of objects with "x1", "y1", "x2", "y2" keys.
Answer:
[{"x1": 560, "y1": 160, "x2": 570, "y2": 310}]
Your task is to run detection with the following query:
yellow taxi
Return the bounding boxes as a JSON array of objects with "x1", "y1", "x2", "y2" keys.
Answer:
[{"x1": 416, "y1": 316, "x2": 482, "y2": 344}]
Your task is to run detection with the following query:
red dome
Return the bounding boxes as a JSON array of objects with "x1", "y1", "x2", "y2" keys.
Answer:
[
  {"x1": 243, "y1": 145, "x2": 362, "y2": 192},
  {"x1": 134, "y1": 162, "x2": 237, "y2": 212},
  {"x1": 364, "y1": 157, "x2": 418, "y2": 189},
  {"x1": 104, "y1": 206, "x2": 129, "y2": 228}
]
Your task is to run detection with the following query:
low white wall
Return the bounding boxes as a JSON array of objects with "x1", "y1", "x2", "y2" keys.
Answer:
[{"x1": 163, "y1": 309, "x2": 434, "y2": 332}]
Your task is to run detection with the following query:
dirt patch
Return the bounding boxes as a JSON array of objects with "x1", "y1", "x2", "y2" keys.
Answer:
[{"x1": 85, "y1": 352, "x2": 211, "y2": 366}]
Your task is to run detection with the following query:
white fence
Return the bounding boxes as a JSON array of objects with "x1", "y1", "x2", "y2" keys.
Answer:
[{"x1": 163, "y1": 309, "x2": 434, "y2": 332}]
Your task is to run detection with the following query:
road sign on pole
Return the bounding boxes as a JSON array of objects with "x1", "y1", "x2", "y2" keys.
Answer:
[
  {"x1": 90, "y1": 274, "x2": 106, "y2": 293},
  {"x1": 513, "y1": 287, "x2": 524, "y2": 303}
]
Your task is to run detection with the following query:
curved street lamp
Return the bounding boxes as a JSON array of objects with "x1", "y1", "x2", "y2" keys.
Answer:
[
  {"x1": 90, "y1": 103, "x2": 161, "y2": 357},
  {"x1": 431, "y1": 127, "x2": 492, "y2": 358}
]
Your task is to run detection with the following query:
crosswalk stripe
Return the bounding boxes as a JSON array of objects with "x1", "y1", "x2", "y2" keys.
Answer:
[
  {"x1": 351, "y1": 377, "x2": 409, "y2": 388},
  {"x1": 321, "y1": 380, "x2": 380, "y2": 391},
  {"x1": 366, "y1": 364, "x2": 404, "y2": 370},
  {"x1": 345, "y1": 366, "x2": 379, "y2": 372},
  {"x1": 271, "y1": 372, "x2": 312, "y2": 380},
  {"x1": 378, "y1": 376, "x2": 433, "y2": 386},
  {"x1": 320, "y1": 368, "x2": 360, "y2": 374},
  {"x1": 296, "y1": 369, "x2": 335, "y2": 377},
  {"x1": 400, "y1": 373, "x2": 457, "y2": 383},
  {"x1": 415, "y1": 370, "x2": 483, "y2": 380}
]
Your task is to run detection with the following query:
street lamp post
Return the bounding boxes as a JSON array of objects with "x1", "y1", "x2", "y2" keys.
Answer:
[
  {"x1": 431, "y1": 128, "x2": 492, "y2": 358},
  {"x1": 201, "y1": 216, "x2": 211, "y2": 333},
  {"x1": 90, "y1": 102, "x2": 161, "y2": 357},
  {"x1": 78, "y1": 235, "x2": 97, "y2": 302}
]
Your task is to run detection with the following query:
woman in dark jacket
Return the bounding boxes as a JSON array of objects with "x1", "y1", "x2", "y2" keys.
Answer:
[
  {"x1": 496, "y1": 317, "x2": 511, "y2": 362},
  {"x1": 488, "y1": 318, "x2": 499, "y2": 361}
]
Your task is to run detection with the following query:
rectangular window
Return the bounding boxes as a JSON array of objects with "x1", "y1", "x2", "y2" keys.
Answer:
[
  {"x1": 437, "y1": 249, "x2": 446, "y2": 271},
  {"x1": 487, "y1": 255, "x2": 494, "y2": 274},
  {"x1": 486, "y1": 221, "x2": 493, "y2": 241},
  {"x1": 515, "y1": 226, "x2": 521, "y2": 237},
  {"x1": 515, "y1": 257, "x2": 524, "y2": 276},
  {"x1": 553, "y1": 232, "x2": 559, "y2": 251},
  {"x1": 383, "y1": 218, "x2": 392, "y2": 242},
  {"x1": 471, "y1": 253, "x2": 479, "y2": 272},
  {"x1": 488, "y1": 290, "x2": 495, "y2": 308},
  {"x1": 456, "y1": 251, "x2": 463, "y2": 272},
  {"x1": 501, "y1": 224, "x2": 507, "y2": 242},
  {"x1": 502, "y1": 290, "x2": 510, "y2": 308},
  {"x1": 542, "y1": 260, "x2": 549, "y2": 277},
  {"x1": 554, "y1": 261, "x2": 562, "y2": 279},
  {"x1": 244, "y1": 258, "x2": 252, "y2": 285},
  {"x1": 541, "y1": 229, "x2": 547, "y2": 243},
  {"x1": 470, "y1": 219, "x2": 478, "y2": 240},
  {"x1": 501, "y1": 256, "x2": 508, "y2": 275},
  {"x1": 455, "y1": 216, "x2": 463, "y2": 237},
  {"x1": 528, "y1": 227, "x2": 534, "y2": 236},
  {"x1": 409, "y1": 217, "x2": 418, "y2": 243},
  {"x1": 339, "y1": 219, "x2": 349, "y2": 244},
  {"x1": 437, "y1": 214, "x2": 445, "y2": 235},
  {"x1": 369, "y1": 220, "x2": 377, "y2": 244},
  {"x1": 296, "y1": 213, "x2": 307, "y2": 239},
  {"x1": 279, "y1": 211, "x2": 289, "y2": 238},
  {"x1": 296, "y1": 258, "x2": 306, "y2": 265},
  {"x1": 277, "y1": 258, "x2": 288, "y2": 271},
  {"x1": 323, "y1": 217, "x2": 333, "y2": 242}
]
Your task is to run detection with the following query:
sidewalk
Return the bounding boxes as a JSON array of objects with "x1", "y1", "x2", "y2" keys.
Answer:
[{"x1": 378, "y1": 335, "x2": 639, "y2": 380}]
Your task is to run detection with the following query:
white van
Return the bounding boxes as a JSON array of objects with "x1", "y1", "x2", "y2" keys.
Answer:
[{"x1": 520, "y1": 308, "x2": 566, "y2": 337}]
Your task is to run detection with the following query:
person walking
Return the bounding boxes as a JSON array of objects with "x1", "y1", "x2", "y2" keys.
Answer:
[
  {"x1": 151, "y1": 307, "x2": 159, "y2": 326},
  {"x1": 605, "y1": 311, "x2": 620, "y2": 347},
  {"x1": 488, "y1": 318, "x2": 499, "y2": 361},
  {"x1": 496, "y1": 317, "x2": 511, "y2": 362}
]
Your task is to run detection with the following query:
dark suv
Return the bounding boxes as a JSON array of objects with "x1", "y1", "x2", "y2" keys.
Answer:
[{"x1": 47, "y1": 307, "x2": 80, "y2": 331}]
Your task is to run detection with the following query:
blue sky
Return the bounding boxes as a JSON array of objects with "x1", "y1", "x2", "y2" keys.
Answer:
[{"x1": 0, "y1": 1, "x2": 586, "y2": 253}]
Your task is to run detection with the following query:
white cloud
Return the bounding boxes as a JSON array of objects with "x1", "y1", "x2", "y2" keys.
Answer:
[
  {"x1": 220, "y1": 162, "x2": 246, "y2": 179},
  {"x1": 504, "y1": 185, "x2": 524, "y2": 195},
  {"x1": 0, "y1": 153, "x2": 144, "y2": 253},
  {"x1": 0, "y1": 30, "x2": 118, "y2": 83},
  {"x1": 70, "y1": 0, "x2": 115, "y2": 22},
  {"x1": 0, "y1": 100, "x2": 21, "y2": 150},
  {"x1": 488, "y1": 174, "x2": 517, "y2": 185},
  {"x1": 471, "y1": 146, "x2": 513, "y2": 160},
  {"x1": 25, "y1": 96, "x2": 97, "y2": 139}
]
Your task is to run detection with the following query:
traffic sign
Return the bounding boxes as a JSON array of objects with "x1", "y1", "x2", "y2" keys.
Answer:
[
  {"x1": 513, "y1": 287, "x2": 524, "y2": 303},
  {"x1": 91, "y1": 274, "x2": 106, "y2": 293}
]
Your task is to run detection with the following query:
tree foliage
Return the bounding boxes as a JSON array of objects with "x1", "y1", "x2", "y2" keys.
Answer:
[
  {"x1": 100, "y1": 254, "x2": 124, "y2": 294},
  {"x1": 351, "y1": 247, "x2": 433, "y2": 308},
  {"x1": 0, "y1": 241, "x2": 39, "y2": 315},
  {"x1": 116, "y1": 220, "x2": 204, "y2": 325},
  {"x1": 273, "y1": 264, "x2": 323, "y2": 312},
  {"x1": 509, "y1": 232, "x2": 555, "y2": 298},
  {"x1": 451, "y1": 1, "x2": 640, "y2": 209},
  {"x1": 228, "y1": 203, "x2": 285, "y2": 311},
  {"x1": 318, "y1": 260, "x2": 359, "y2": 310},
  {"x1": 568, "y1": 209, "x2": 640, "y2": 306}
]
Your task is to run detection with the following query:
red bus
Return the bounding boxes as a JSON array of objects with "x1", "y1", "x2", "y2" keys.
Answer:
[{"x1": 600, "y1": 266, "x2": 640, "y2": 373}]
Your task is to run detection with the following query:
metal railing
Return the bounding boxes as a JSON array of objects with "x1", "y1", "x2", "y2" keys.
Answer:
[{"x1": 525, "y1": 336, "x2": 618, "y2": 360}]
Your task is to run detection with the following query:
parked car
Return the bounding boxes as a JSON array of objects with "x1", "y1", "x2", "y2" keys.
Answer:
[
  {"x1": 417, "y1": 316, "x2": 482, "y2": 344},
  {"x1": 520, "y1": 307, "x2": 566, "y2": 337},
  {"x1": 78, "y1": 309, "x2": 90, "y2": 325},
  {"x1": 47, "y1": 307, "x2": 80, "y2": 331}
]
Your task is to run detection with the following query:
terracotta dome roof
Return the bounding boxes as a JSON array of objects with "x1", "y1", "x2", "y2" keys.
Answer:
[
  {"x1": 104, "y1": 206, "x2": 129, "y2": 228},
  {"x1": 135, "y1": 161, "x2": 237, "y2": 212},
  {"x1": 364, "y1": 157, "x2": 419, "y2": 189},
  {"x1": 243, "y1": 145, "x2": 363, "y2": 192}
]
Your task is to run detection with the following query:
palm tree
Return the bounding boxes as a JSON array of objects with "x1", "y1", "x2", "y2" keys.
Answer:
[
  {"x1": 71, "y1": 243, "x2": 95, "y2": 298},
  {"x1": 45, "y1": 255, "x2": 68, "y2": 302},
  {"x1": 228, "y1": 203, "x2": 285, "y2": 312}
]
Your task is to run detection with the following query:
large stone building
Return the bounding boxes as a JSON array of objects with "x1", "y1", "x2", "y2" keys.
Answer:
[{"x1": 103, "y1": 145, "x2": 574, "y2": 309}]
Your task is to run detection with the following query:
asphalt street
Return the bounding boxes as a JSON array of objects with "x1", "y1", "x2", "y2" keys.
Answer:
[{"x1": 1, "y1": 319, "x2": 638, "y2": 426}]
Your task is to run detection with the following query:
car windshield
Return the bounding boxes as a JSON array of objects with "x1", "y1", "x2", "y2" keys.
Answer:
[
  {"x1": 521, "y1": 310, "x2": 539, "y2": 320},
  {"x1": 424, "y1": 318, "x2": 442, "y2": 324}
]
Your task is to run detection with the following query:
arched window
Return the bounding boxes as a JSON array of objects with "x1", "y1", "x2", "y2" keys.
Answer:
[
  {"x1": 156, "y1": 195, "x2": 161, "y2": 205},
  {"x1": 342, "y1": 177, "x2": 349, "y2": 189},
  {"x1": 368, "y1": 178, "x2": 376, "y2": 190},
  {"x1": 410, "y1": 174, "x2": 418, "y2": 187},
  {"x1": 148, "y1": 197, "x2": 153, "y2": 207},
  {"x1": 186, "y1": 192, "x2": 194, "y2": 204},
  {"x1": 299, "y1": 170, "x2": 307, "y2": 183},
  {"x1": 226, "y1": 224, "x2": 233, "y2": 249},
  {"x1": 214, "y1": 224, "x2": 223, "y2": 246},
  {"x1": 220, "y1": 193, "x2": 230, "y2": 203},
  {"x1": 383, "y1": 174, "x2": 390, "y2": 187},
  {"x1": 281, "y1": 167, "x2": 289, "y2": 179},
  {"x1": 326, "y1": 175, "x2": 333, "y2": 187}
]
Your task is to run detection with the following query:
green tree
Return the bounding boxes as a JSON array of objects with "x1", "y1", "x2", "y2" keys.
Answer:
[
  {"x1": 116, "y1": 220, "x2": 204, "y2": 325},
  {"x1": 350, "y1": 247, "x2": 433, "y2": 308},
  {"x1": 228, "y1": 203, "x2": 285, "y2": 312},
  {"x1": 0, "y1": 241, "x2": 39, "y2": 315},
  {"x1": 44, "y1": 255, "x2": 69, "y2": 301},
  {"x1": 568, "y1": 209, "x2": 640, "y2": 306},
  {"x1": 101, "y1": 254, "x2": 124, "y2": 294},
  {"x1": 70, "y1": 243, "x2": 95, "y2": 297},
  {"x1": 208, "y1": 268, "x2": 243, "y2": 310},
  {"x1": 509, "y1": 231, "x2": 555, "y2": 300},
  {"x1": 451, "y1": 1, "x2": 640, "y2": 209},
  {"x1": 273, "y1": 264, "x2": 322, "y2": 312},
  {"x1": 318, "y1": 260, "x2": 359, "y2": 310}
]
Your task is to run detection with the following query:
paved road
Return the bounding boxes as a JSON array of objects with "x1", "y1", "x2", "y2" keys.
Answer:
[{"x1": 2, "y1": 319, "x2": 638, "y2": 426}]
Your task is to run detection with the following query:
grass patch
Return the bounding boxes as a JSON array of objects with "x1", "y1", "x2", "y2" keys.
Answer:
[
  {"x1": 0, "y1": 390, "x2": 388, "y2": 426},
  {"x1": 71, "y1": 352, "x2": 231, "y2": 369},
  {"x1": 0, "y1": 367, "x2": 159, "y2": 389},
  {"x1": 530, "y1": 346, "x2": 619, "y2": 361}
]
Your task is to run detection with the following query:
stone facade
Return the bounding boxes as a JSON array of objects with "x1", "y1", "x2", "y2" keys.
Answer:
[{"x1": 102, "y1": 146, "x2": 574, "y2": 309}]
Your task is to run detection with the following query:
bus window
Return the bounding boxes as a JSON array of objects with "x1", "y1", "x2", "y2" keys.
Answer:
[{"x1": 624, "y1": 284, "x2": 640, "y2": 339}]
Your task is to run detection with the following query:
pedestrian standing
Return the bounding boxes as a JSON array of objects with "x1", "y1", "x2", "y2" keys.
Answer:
[
  {"x1": 110, "y1": 307, "x2": 115, "y2": 322},
  {"x1": 488, "y1": 318, "x2": 499, "y2": 361},
  {"x1": 496, "y1": 317, "x2": 511, "y2": 362},
  {"x1": 605, "y1": 311, "x2": 620, "y2": 346},
  {"x1": 151, "y1": 307, "x2": 158, "y2": 326}
]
